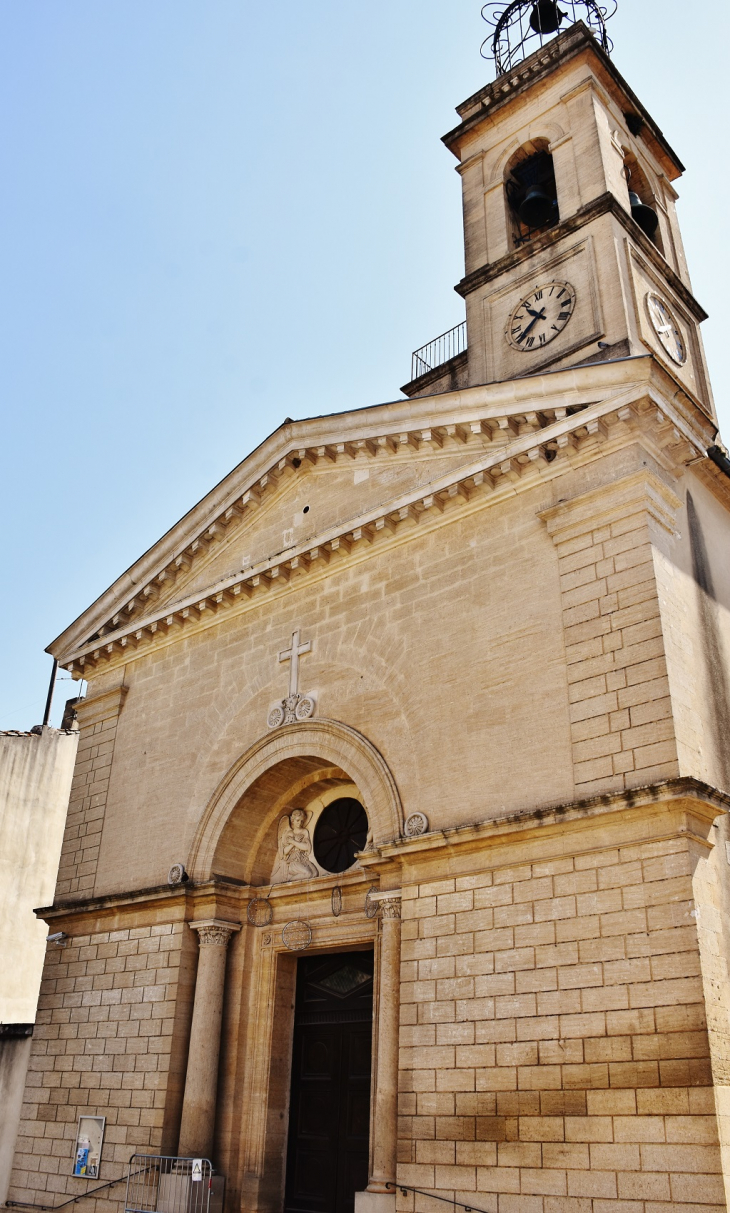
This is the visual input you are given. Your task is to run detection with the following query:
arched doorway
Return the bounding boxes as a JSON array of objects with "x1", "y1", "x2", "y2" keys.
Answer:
[{"x1": 181, "y1": 720, "x2": 403, "y2": 1213}]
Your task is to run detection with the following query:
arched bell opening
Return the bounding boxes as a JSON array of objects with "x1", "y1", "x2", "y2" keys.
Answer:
[
  {"x1": 623, "y1": 148, "x2": 663, "y2": 252},
  {"x1": 504, "y1": 139, "x2": 560, "y2": 248}
]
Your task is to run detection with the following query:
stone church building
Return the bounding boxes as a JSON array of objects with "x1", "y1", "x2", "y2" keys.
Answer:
[{"x1": 8, "y1": 15, "x2": 730, "y2": 1213}]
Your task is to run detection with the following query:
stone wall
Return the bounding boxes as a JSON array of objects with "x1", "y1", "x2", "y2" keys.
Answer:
[
  {"x1": 397, "y1": 799, "x2": 726, "y2": 1212},
  {"x1": 9, "y1": 921, "x2": 196, "y2": 1209},
  {"x1": 55, "y1": 686, "x2": 126, "y2": 902}
]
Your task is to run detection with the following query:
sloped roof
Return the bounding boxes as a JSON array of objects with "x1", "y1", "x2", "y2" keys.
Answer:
[{"x1": 51, "y1": 356, "x2": 715, "y2": 676}]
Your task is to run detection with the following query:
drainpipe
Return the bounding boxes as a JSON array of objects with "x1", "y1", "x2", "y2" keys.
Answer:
[{"x1": 42, "y1": 658, "x2": 58, "y2": 729}]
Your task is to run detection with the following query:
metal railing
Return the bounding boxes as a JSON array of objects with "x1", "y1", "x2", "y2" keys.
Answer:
[
  {"x1": 411, "y1": 321, "x2": 467, "y2": 381},
  {"x1": 7, "y1": 1161, "x2": 151, "y2": 1211},
  {"x1": 386, "y1": 1182, "x2": 494, "y2": 1213}
]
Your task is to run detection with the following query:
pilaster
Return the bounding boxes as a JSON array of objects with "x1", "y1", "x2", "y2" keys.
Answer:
[
  {"x1": 540, "y1": 470, "x2": 682, "y2": 797},
  {"x1": 55, "y1": 681, "x2": 128, "y2": 900}
]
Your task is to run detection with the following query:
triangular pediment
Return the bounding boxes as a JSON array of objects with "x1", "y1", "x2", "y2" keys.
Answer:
[{"x1": 50, "y1": 356, "x2": 714, "y2": 673}]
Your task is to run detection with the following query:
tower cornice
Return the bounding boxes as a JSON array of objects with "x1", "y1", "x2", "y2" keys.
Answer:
[
  {"x1": 442, "y1": 23, "x2": 683, "y2": 178},
  {"x1": 454, "y1": 190, "x2": 708, "y2": 326}
]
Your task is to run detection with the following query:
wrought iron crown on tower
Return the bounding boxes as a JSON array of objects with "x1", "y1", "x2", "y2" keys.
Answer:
[{"x1": 482, "y1": 0, "x2": 616, "y2": 76}]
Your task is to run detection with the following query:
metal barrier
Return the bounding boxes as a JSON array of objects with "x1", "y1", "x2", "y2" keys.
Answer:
[
  {"x1": 125, "y1": 1157, "x2": 223, "y2": 1213},
  {"x1": 411, "y1": 321, "x2": 467, "y2": 381}
]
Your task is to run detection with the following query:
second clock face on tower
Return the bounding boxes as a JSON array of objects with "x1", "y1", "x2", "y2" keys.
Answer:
[
  {"x1": 506, "y1": 281, "x2": 576, "y2": 352},
  {"x1": 645, "y1": 291, "x2": 686, "y2": 365}
]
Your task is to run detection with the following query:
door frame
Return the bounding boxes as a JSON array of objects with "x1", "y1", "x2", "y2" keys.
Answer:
[{"x1": 237, "y1": 903, "x2": 379, "y2": 1213}]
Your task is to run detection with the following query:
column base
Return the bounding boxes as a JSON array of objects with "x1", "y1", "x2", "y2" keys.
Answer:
[{"x1": 355, "y1": 1190, "x2": 396, "y2": 1213}]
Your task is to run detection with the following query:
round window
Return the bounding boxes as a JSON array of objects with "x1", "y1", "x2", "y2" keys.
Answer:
[{"x1": 313, "y1": 798, "x2": 368, "y2": 874}]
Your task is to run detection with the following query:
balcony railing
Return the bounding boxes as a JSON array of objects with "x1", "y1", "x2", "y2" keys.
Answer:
[{"x1": 411, "y1": 321, "x2": 467, "y2": 381}]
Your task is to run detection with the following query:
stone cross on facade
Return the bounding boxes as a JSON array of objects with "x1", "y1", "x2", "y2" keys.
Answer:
[
  {"x1": 267, "y1": 629, "x2": 316, "y2": 729},
  {"x1": 279, "y1": 630, "x2": 311, "y2": 699}
]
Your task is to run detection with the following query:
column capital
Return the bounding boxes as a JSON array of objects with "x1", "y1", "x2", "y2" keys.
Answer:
[
  {"x1": 189, "y1": 918, "x2": 241, "y2": 947},
  {"x1": 372, "y1": 890, "x2": 402, "y2": 920}
]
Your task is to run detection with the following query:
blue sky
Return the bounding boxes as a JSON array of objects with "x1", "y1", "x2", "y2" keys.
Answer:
[{"x1": 1, "y1": 1, "x2": 728, "y2": 729}]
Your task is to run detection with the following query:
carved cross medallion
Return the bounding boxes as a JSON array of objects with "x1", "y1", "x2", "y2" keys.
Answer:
[{"x1": 268, "y1": 629, "x2": 316, "y2": 729}]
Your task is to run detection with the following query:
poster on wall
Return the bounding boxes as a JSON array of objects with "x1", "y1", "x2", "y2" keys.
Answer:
[{"x1": 72, "y1": 1116, "x2": 105, "y2": 1179}]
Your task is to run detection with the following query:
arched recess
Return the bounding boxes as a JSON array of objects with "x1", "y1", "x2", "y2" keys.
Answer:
[
  {"x1": 187, "y1": 718, "x2": 403, "y2": 883},
  {"x1": 503, "y1": 138, "x2": 559, "y2": 247},
  {"x1": 485, "y1": 123, "x2": 565, "y2": 189}
]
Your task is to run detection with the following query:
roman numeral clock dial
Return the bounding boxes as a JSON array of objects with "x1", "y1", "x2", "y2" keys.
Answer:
[{"x1": 506, "y1": 281, "x2": 576, "y2": 352}]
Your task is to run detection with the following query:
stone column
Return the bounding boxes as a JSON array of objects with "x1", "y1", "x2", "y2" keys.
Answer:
[
  {"x1": 366, "y1": 891, "x2": 402, "y2": 1207},
  {"x1": 178, "y1": 919, "x2": 240, "y2": 1160}
]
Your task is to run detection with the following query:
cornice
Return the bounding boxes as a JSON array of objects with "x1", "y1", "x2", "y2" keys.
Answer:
[
  {"x1": 52, "y1": 361, "x2": 692, "y2": 664},
  {"x1": 443, "y1": 24, "x2": 683, "y2": 177},
  {"x1": 455, "y1": 192, "x2": 708, "y2": 326},
  {"x1": 42, "y1": 363, "x2": 622, "y2": 660},
  {"x1": 40, "y1": 780, "x2": 729, "y2": 930},
  {"x1": 38, "y1": 875, "x2": 248, "y2": 928},
  {"x1": 401, "y1": 350, "x2": 468, "y2": 398},
  {"x1": 75, "y1": 685, "x2": 128, "y2": 729},
  {"x1": 359, "y1": 777, "x2": 730, "y2": 871},
  {"x1": 538, "y1": 468, "x2": 683, "y2": 543},
  {"x1": 58, "y1": 367, "x2": 715, "y2": 680}
]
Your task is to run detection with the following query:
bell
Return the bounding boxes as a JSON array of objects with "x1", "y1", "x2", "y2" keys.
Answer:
[
  {"x1": 629, "y1": 190, "x2": 659, "y2": 239},
  {"x1": 518, "y1": 186, "x2": 555, "y2": 229},
  {"x1": 529, "y1": 1, "x2": 565, "y2": 34}
]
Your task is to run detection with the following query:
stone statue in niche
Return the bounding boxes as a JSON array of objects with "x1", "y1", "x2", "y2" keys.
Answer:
[{"x1": 271, "y1": 809, "x2": 319, "y2": 884}]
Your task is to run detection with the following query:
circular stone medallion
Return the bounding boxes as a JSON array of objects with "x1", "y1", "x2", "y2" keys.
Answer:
[
  {"x1": 365, "y1": 886, "x2": 380, "y2": 919},
  {"x1": 331, "y1": 886, "x2": 343, "y2": 917},
  {"x1": 282, "y1": 920, "x2": 313, "y2": 951},
  {"x1": 295, "y1": 696, "x2": 316, "y2": 721},
  {"x1": 167, "y1": 862, "x2": 188, "y2": 886},
  {"x1": 404, "y1": 811, "x2": 429, "y2": 837}
]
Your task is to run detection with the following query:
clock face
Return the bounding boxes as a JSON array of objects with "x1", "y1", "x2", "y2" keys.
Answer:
[
  {"x1": 506, "y1": 281, "x2": 576, "y2": 352},
  {"x1": 646, "y1": 291, "x2": 686, "y2": 365}
]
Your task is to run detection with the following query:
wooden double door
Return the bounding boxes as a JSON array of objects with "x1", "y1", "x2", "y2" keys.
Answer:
[{"x1": 284, "y1": 951, "x2": 374, "y2": 1213}]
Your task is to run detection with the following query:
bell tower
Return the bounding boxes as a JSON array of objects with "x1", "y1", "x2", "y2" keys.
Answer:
[{"x1": 404, "y1": 4, "x2": 715, "y2": 422}]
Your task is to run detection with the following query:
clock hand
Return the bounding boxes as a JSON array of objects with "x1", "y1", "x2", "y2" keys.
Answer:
[
  {"x1": 524, "y1": 306, "x2": 547, "y2": 319},
  {"x1": 519, "y1": 308, "x2": 546, "y2": 340}
]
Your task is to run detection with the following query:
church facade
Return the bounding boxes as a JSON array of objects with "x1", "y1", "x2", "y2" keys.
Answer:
[{"x1": 8, "y1": 20, "x2": 730, "y2": 1213}]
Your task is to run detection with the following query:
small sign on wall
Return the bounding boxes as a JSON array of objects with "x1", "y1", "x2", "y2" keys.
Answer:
[{"x1": 73, "y1": 1116, "x2": 105, "y2": 1179}]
